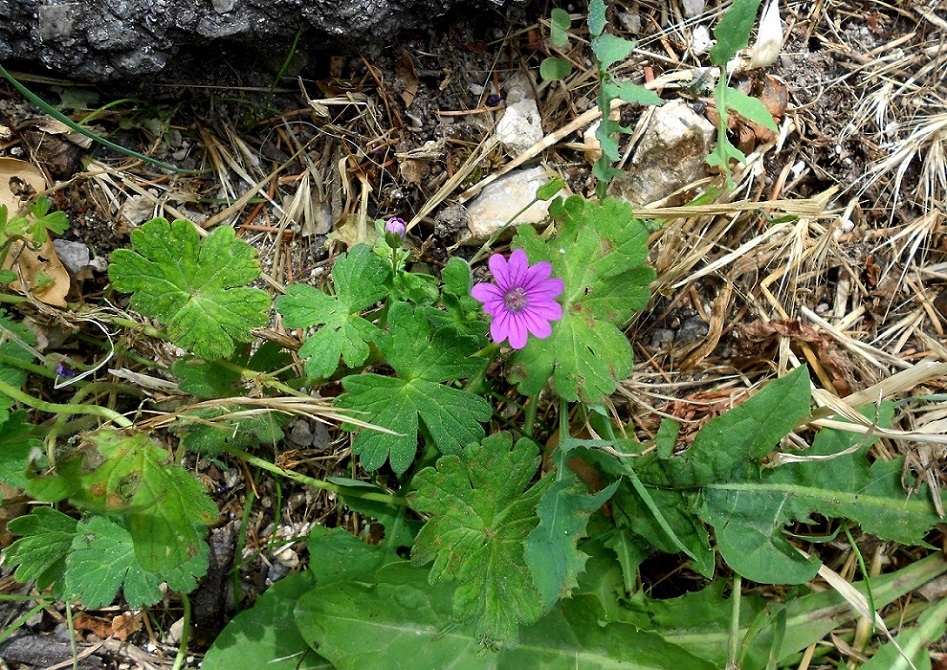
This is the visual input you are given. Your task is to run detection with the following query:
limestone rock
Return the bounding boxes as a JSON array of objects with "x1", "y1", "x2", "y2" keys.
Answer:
[
  {"x1": 611, "y1": 100, "x2": 715, "y2": 206},
  {"x1": 463, "y1": 166, "x2": 557, "y2": 243}
]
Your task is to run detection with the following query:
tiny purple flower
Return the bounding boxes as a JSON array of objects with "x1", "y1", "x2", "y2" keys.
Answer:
[
  {"x1": 471, "y1": 249, "x2": 564, "y2": 349},
  {"x1": 56, "y1": 360, "x2": 76, "y2": 378},
  {"x1": 385, "y1": 217, "x2": 406, "y2": 237}
]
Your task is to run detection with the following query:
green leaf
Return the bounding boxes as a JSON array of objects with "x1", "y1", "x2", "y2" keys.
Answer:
[
  {"x1": 108, "y1": 218, "x2": 269, "y2": 360},
  {"x1": 276, "y1": 244, "x2": 389, "y2": 378},
  {"x1": 25, "y1": 195, "x2": 69, "y2": 244},
  {"x1": 525, "y1": 474, "x2": 619, "y2": 610},
  {"x1": 704, "y1": 402, "x2": 945, "y2": 584},
  {"x1": 295, "y1": 563, "x2": 485, "y2": 668},
  {"x1": 410, "y1": 433, "x2": 555, "y2": 647},
  {"x1": 0, "y1": 410, "x2": 41, "y2": 489},
  {"x1": 27, "y1": 429, "x2": 217, "y2": 573},
  {"x1": 592, "y1": 33, "x2": 636, "y2": 71},
  {"x1": 174, "y1": 406, "x2": 286, "y2": 455},
  {"x1": 508, "y1": 598, "x2": 718, "y2": 669},
  {"x1": 65, "y1": 515, "x2": 208, "y2": 607},
  {"x1": 664, "y1": 366, "x2": 811, "y2": 487},
  {"x1": 603, "y1": 80, "x2": 663, "y2": 107},
  {"x1": 587, "y1": 0, "x2": 606, "y2": 38},
  {"x1": 5, "y1": 507, "x2": 77, "y2": 595},
  {"x1": 709, "y1": 0, "x2": 763, "y2": 66},
  {"x1": 337, "y1": 303, "x2": 490, "y2": 474},
  {"x1": 536, "y1": 178, "x2": 566, "y2": 201},
  {"x1": 540, "y1": 56, "x2": 573, "y2": 82},
  {"x1": 172, "y1": 357, "x2": 241, "y2": 399},
  {"x1": 432, "y1": 257, "x2": 488, "y2": 342},
  {"x1": 549, "y1": 7, "x2": 571, "y2": 48},
  {"x1": 509, "y1": 198, "x2": 654, "y2": 403},
  {"x1": 0, "y1": 311, "x2": 37, "y2": 421},
  {"x1": 726, "y1": 87, "x2": 778, "y2": 130},
  {"x1": 307, "y1": 525, "x2": 397, "y2": 587},
  {"x1": 204, "y1": 571, "x2": 331, "y2": 670}
]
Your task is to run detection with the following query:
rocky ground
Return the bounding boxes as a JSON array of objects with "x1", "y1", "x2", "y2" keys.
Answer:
[{"x1": 1, "y1": 0, "x2": 945, "y2": 667}]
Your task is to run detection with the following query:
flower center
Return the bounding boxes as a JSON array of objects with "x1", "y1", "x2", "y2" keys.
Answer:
[{"x1": 503, "y1": 287, "x2": 528, "y2": 313}]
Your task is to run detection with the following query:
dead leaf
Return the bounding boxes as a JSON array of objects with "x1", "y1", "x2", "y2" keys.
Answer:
[
  {"x1": 0, "y1": 157, "x2": 47, "y2": 213},
  {"x1": 395, "y1": 51, "x2": 419, "y2": 108},
  {"x1": 3, "y1": 238, "x2": 71, "y2": 307}
]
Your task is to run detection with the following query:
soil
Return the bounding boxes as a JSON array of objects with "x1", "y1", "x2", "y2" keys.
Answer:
[{"x1": 1, "y1": 0, "x2": 946, "y2": 668}]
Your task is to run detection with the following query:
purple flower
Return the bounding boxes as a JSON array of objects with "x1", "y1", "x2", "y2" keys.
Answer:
[
  {"x1": 385, "y1": 217, "x2": 406, "y2": 236},
  {"x1": 471, "y1": 249, "x2": 564, "y2": 349}
]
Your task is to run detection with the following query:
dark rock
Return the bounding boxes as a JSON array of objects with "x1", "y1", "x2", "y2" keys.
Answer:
[{"x1": 0, "y1": 0, "x2": 525, "y2": 83}]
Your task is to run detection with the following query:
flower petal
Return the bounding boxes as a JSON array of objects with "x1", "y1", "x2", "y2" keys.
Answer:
[
  {"x1": 521, "y1": 310, "x2": 553, "y2": 339},
  {"x1": 506, "y1": 248, "x2": 529, "y2": 289},
  {"x1": 471, "y1": 283, "x2": 505, "y2": 313},
  {"x1": 488, "y1": 253, "x2": 510, "y2": 291},
  {"x1": 506, "y1": 314, "x2": 529, "y2": 349},
  {"x1": 490, "y1": 310, "x2": 511, "y2": 345},
  {"x1": 521, "y1": 261, "x2": 553, "y2": 290},
  {"x1": 526, "y1": 299, "x2": 562, "y2": 321}
]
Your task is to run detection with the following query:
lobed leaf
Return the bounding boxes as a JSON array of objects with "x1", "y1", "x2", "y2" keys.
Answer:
[
  {"x1": 410, "y1": 433, "x2": 554, "y2": 647},
  {"x1": 26, "y1": 429, "x2": 217, "y2": 574},
  {"x1": 108, "y1": 218, "x2": 269, "y2": 360},
  {"x1": 709, "y1": 0, "x2": 763, "y2": 66},
  {"x1": 4, "y1": 506, "x2": 77, "y2": 595},
  {"x1": 0, "y1": 410, "x2": 41, "y2": 490},
  {"x1": 337, "y1": 303, "x2": 489, "y2": 474},
  {"x1": 276, "y1": 244, "x2": 389, "y2": 379},
  {"x1": 509, "y1": 198, "x2": 654, "y2": 403},
  {"x1": 65, "y1": 514, "x2": 208, "y2": 608}
]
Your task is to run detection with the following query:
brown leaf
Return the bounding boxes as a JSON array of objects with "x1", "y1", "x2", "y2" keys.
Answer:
[{"x1": 3, "y1": 238, "x2": 71, "y2": 307}]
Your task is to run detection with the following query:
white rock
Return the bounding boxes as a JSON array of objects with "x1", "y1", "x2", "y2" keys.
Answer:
[
  {"x1": 52, "y1": 239, "x2": 90, "y2": 275},
  {"x1": 465, "y1": 166, "x2": 557, "y2": 243},
  {"x1": 611, "y1": 100, "x2": 714, "y2": 206},
  {"x1": 495, "y1": 97, "x2": 544, "y2": 156},
  {"x1": 691, "y1": 25, "x2": 714, "y2": 56},
  {"x1": 682, "y1": 0, "x2": 706, "y2": 18}
]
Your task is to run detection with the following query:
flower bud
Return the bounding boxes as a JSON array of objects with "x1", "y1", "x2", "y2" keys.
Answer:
[{"x1": 384, "y1": 216, "x2": 406, "y2": 248}]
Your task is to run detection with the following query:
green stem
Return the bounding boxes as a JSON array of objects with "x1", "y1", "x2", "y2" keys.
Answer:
[
  {"x1": 728, "y1": 575, "x2": 742, "y2": 668},
  {"x1": 222, "y1": 445, "x2": 406, "y2": 506},
  {"x1": 0, "y1": 64, "x2": 203, "y2": 175},
  {"x1": 0, "y1": 293, "x2": 28, "y2": 305},
  {"x1": 522, "y1": 393, "x2": 540, "y2": 439},
  {"x1": 171, "y1": 593, "x2": 191, "y2": 670},
  {"x1": 65, "y1": 601, "x2": 78, "y2": 670},
  {"x1": 0, "y1": 377, "x2": 133, "y2": 427}
]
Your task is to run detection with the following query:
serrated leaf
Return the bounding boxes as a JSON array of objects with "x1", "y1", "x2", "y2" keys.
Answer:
[
  {"x1": 5, "y1": 506, "x2": 77, "y2": 595},
  {"x1": 337, "y1": 303, "x2": 490, "y2": 474},
  {"x1": 204, "y1": 571, "x2": 331, "y2": 670},
  {"x1": 525, "y1": 474, "x2": 619, "y2": 610},
  {"x1": 587, "y1": 0, "x2": 606, "y2": 38},
  {"x1": 540, "y1": 56, "x2": 573, "y2": 82},
  {"x1": 431, "y1": 257, "x2": 488, "y2": 342},
  {"x1": 295, "y1": 562, "x2": 485, "y2": 668},
  {"x1": 509, "y1": 198, "x2": 654, "y2": 403},
  {"x1": 108, "y1": 218, "x2": 269, "y2": 360},
  {"x1": 592, "y1": 33, "x2": 636, "y2": 70},
  {"x1": 410, "y1": 433, "x2": 555, "y2": 647},
  {"x1": 549, "y1": 7, "x2": 571, "y2": 47},
  {"x1": 0, "y1": 410, "x2": 41, "y2": 489},
  {"x1": 709, "y1": 0, "x2": 763, "y2": 66},
  {"x1": 28, "y1": 429, "x2": 217, "y2": 573},
  {"x1": 725, "y1": 87, "x2": 778, "y2": 130},
  {"x1": 704, "y1": 401, "x2": 946, "y2": 584},
  {"x1": 276, "y1": 244, "x2": 389, "y2": 378},
  {"x1": 65, "y1": 514, "x2": 208, "y2": 607},
  {"x1": 603, "y1": 80, "x2": 663, "y2": 107}
]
